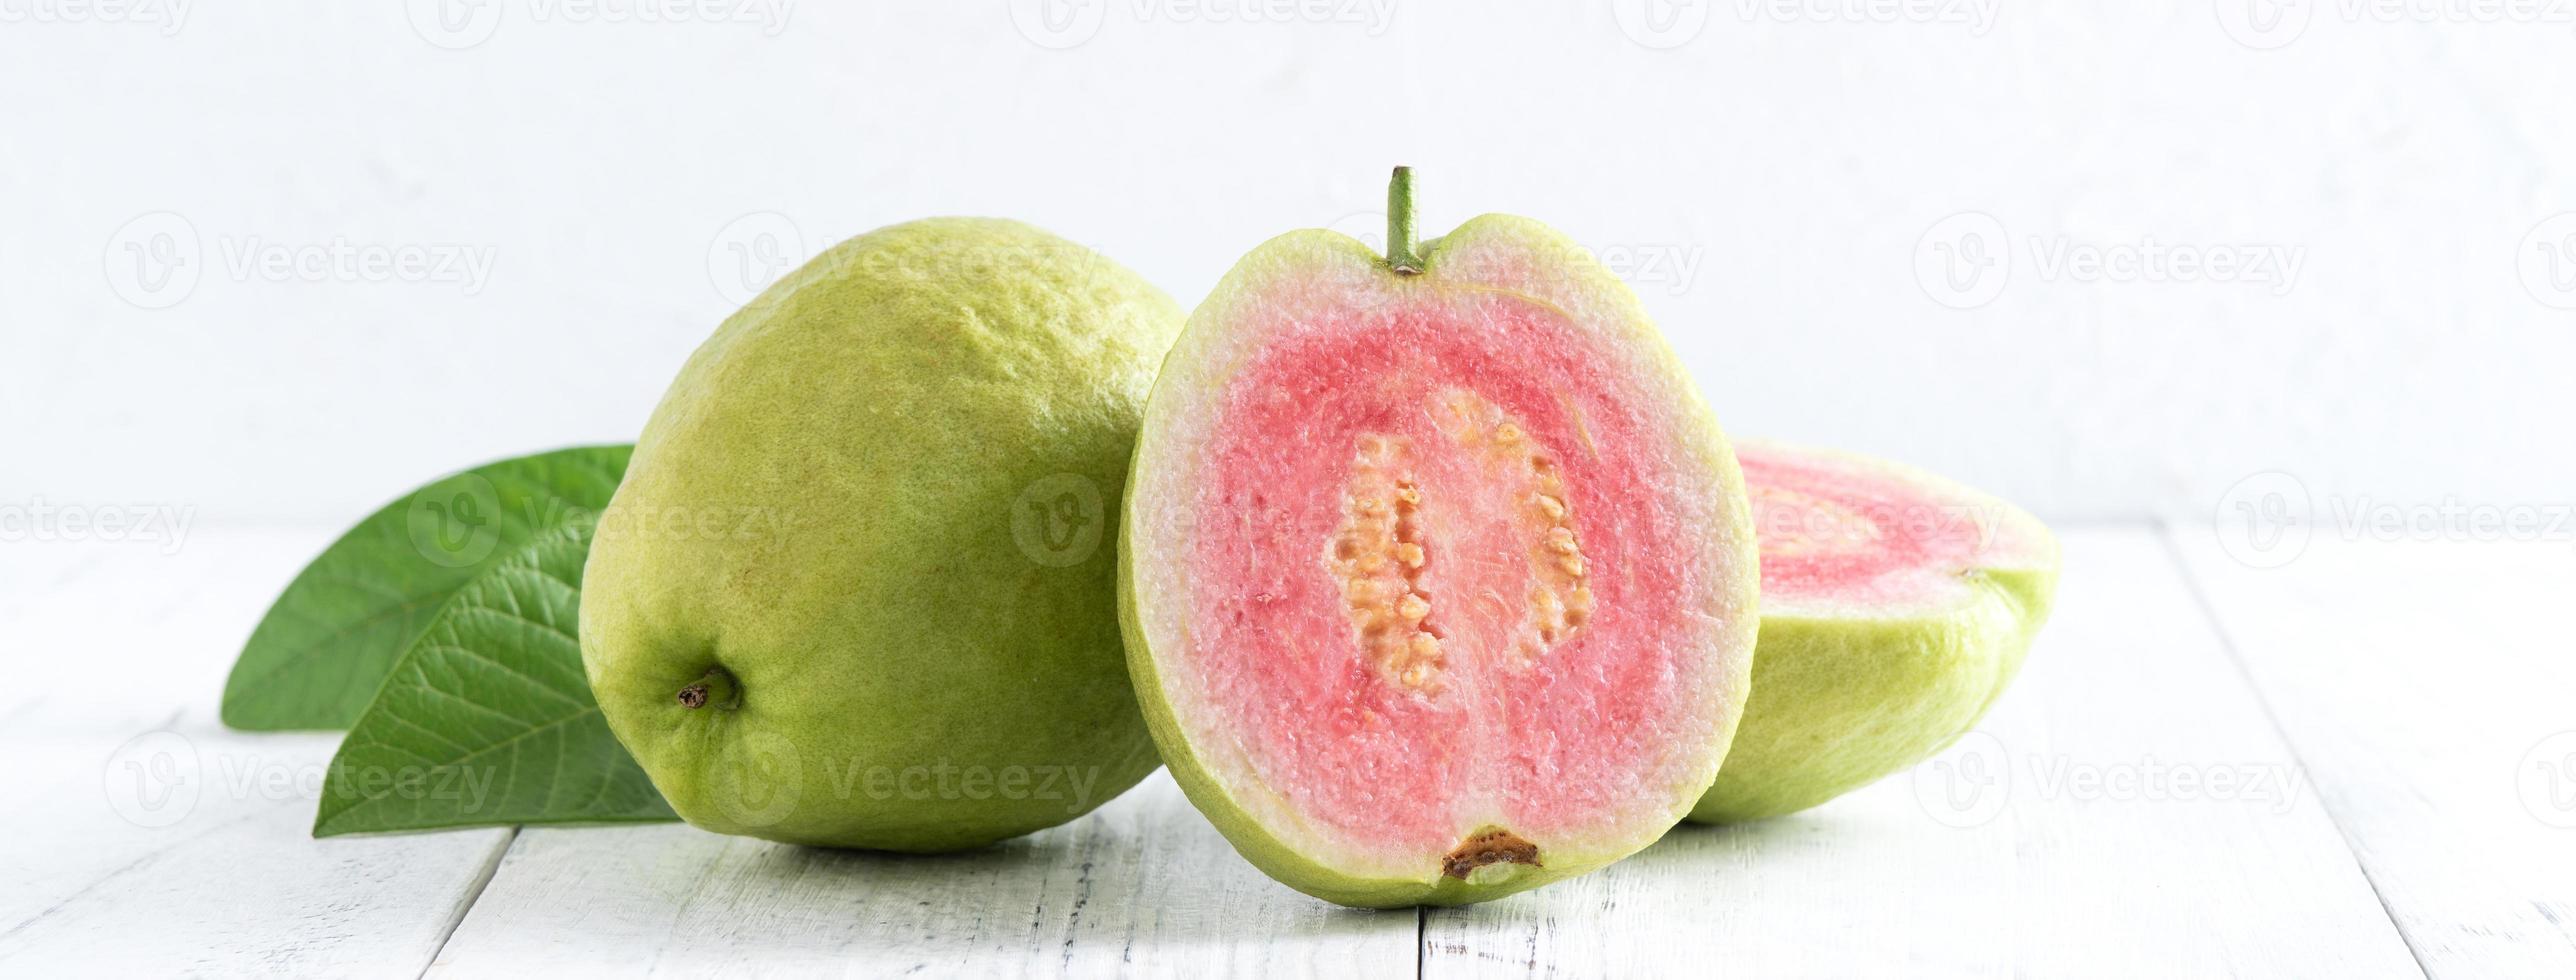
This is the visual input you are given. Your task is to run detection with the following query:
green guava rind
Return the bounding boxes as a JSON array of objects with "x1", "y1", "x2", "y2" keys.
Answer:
[
  {"x1": 1121, "y1": 217, "x2": 1759, "y2": 907},
  {"x1": 1687, "y1": 443, "x2": 2059, "y2": 824},
  {"x1": 582, "y1": 217, "x2": 1181, "y2": 852}
]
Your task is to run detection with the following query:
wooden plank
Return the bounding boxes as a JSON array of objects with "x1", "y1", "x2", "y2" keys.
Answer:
[
  {"x1": 0, "y1": 726, "x2": 515, "y2": 978},
  {"x1": 0, "y1": 531, "x2": 516, "y2": 978},
  {"x1": 0, "y1": 527, "x2": 327, "y2": 733},
  {"x1": 2173, "y1": 530, "x2": 2576, "y2": 978},
  {"x1": 428, "y1": 772, "x2": 1417, "y2": 978},
  {"x1": 1426, "y1": 527, "x2": 2419, "y2": 979},
  {"x1": 20, "y1": 523, "x2": 2540, "y2": 975}
]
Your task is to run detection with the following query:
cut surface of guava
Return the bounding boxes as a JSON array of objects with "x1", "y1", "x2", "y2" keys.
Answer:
[
  {"x1": 1687, "y1": 439, "x2": 2059, "y2": 824},
  {"x1": 1122, "y1": 202, "x2": 1757, "y2": 906}
]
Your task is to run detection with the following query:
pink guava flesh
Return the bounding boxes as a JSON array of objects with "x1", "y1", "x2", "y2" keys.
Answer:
[
  {"x1": 1182, "y1": 295, "x2": 1728, "y2": 862},
  {"x1": 1740, "y1": 442, "x2": 2051, "y2": 614}
]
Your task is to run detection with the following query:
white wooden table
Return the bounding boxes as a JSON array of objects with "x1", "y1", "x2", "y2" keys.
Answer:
[{"x1": 5, "y1": 526, "x2": 2572, "y2": 978}]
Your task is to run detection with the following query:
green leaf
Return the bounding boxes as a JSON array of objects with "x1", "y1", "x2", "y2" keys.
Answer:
[
  {"x1": 314, "y1": 513, "x2": 675, "y2": 836},
  {"x1": 222, "y1": 445, "x2": 632, "y2": 730}
]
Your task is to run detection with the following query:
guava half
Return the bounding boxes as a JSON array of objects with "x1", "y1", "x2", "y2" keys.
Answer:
[
  {"x1": 1121, "y1": 171, "x2": 1760, "y2": 906},
  {"x1": 582, "y1": 218, "x2": 1181, "y2": 851},
  {"x1": 1687, "y1": 439, "x2": 2059, "y2": 824}
]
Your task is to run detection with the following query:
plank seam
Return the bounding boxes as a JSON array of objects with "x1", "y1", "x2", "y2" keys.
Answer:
[
  {"x1": 414, "y1": 826, "x2": 521, "y2": 980},
  {"x1": 2154, "y1": 521, "x2": 2432, "y2": 980},
  {"x1": 1414, "y1": 905, "x2": 1426, "y2": 979}
]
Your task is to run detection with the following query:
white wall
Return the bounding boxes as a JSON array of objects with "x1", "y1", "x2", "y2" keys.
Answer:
[{"x1": 5, "y1": 2, "x2": 2569, "y2": 530}]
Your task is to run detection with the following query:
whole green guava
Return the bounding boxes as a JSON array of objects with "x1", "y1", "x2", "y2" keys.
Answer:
[{"x1": 581, "y1": 218, "x2": 1182, "y2": 851}]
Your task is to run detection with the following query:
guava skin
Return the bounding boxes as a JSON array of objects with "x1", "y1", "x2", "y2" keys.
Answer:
[
  {"x1": 1121, "y1": 218, "x2": 1758, "y2": 907},
  {"x1": 1687, "y1": 448, "x2": 2059, "y2": 824},
  {"x1": 581, "y1": 218, "x2": 1181, "y2": 852}
]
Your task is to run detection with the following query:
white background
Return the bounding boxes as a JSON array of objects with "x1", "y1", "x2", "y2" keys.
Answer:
[
  {"x1": 5, "y1": 1, "x2": 2571, "y2": 530},
  {"x1": 7, "y1": 8, "x2": 2576, "y2": 976}
]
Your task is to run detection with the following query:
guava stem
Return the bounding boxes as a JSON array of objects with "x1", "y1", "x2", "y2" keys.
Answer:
[
  {"x1": 677, "y1": 667, "x2": 739, "y2": 710},
  {"x1": 1386, "y1": 166, "x2": 1423, "y2": 275}
]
